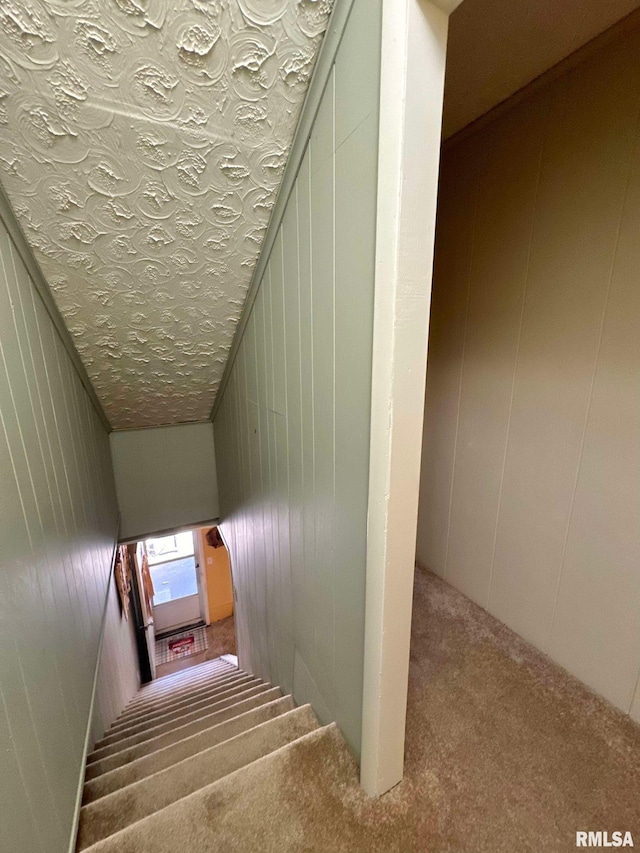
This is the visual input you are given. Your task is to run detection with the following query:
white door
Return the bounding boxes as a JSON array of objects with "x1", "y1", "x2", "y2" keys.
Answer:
[{"x1": 146, "y1": 531, "x2": 205, "y2": 634}]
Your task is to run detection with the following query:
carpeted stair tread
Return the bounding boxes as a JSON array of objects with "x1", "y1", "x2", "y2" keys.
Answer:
[
  {"x1": 89, "y1": 684, "x2": 274, "y2": 760},
  {"x1": 100, "y1": 677, "x2": 262, "y2": 745},
  {"x1": 82, "y1": 696, "x2": 296, "y2": 805},
  {"x1": 132, "y1": 660, "x2": 234, "y2": 692},
  {"x1": 134, "y1": 659, "x2": 232, "y2": 695},
  {"x1": 99, "y1": 678, "x2": 263, "y2": 745},
  {"x1": 126, "y1": 665, "x2": 239, "y2": 711},
  {"x1": 124, "y1": 672, "x2": 241, "y2": 717},
  {"x1": 84, "y1": 688, "x2": 284, "y2": 779},
  {"x1": 109, "y1": 674, "x2": 256, "y2": 732},
  {"x1": 129, "y1": 662, "x2": 234, "y2": 705},
  {"x1": 80, "y1": 725, "x2": 368, "y2": 853},
  {"x1": 112, "y1": 672, "x2": 254, "y2": 728},
  {"x1": 76, "y1": 706, "x2": 320, "y2": 849},
  {"x1": 124, "y1": 672, "x2": 244, "y2": 717},
  {"x1": 119, "y1": 666, "x2": 245, "y2": 712},
  {"x1": 138, "y1": 655, "x2": 230, "y2": 684},
  {"x1": 112, "y1": 672, "x2": 252, "y2": 726}
]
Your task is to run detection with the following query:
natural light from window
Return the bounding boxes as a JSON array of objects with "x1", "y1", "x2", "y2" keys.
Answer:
[{"x1": 145, "y1": 531, "x2": 197, "y2": 606}]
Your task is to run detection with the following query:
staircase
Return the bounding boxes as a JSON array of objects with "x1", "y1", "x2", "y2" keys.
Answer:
[{"x1": 76, "y1": 657, "x2": 343, "y2": 852}]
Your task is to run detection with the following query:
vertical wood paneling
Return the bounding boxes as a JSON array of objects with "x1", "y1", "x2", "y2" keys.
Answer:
[
  {"x1": 310, "y1": 70, "x2": 335, "y2": 711},
  {"x1": 282, "y1": 193, "x2": 304, "y2": 697},
  {"x1": 490, "y1": 41, "x2": 640, "y2": 651},
  {"x1": 446, "y1": 93, "x2": 551, "y2": 605},
  {"x1": 0, "y1": 695, "x2": 43, "y2": 852},
  {"x1": 0, "y1": 235, "x2": 68, "y2": 850},
  {"x1": 0, "y1": 213, "x2": 129, "y2": 852},
  {"x1": 272, "y1": 235, "x2": 293, "y2": 693},
  {"x1": 214, "y1": 0, "x2": 382, "y2": 755},
  {"x1": 2, "y1": 235, "x2": 82, "y2": 818},
  {"x1": 110, "y1": 422, "x2": 219, "y2": 542},
  {"x1": 255, "y1": 279, "x2": 277, "y2": 682},
  {"x1": 91, "y1": 572, "x2": 139, "y2": 745},
  {"x1": 416, "y1": 137, "x2": 480, "y2": 581},
  {"x1": 30, "y1": 287, "x2": 87, "y2": 738},
  {"x1": 297, "y1": 149, "x2": 316, "y2": 670},
  {"x1": 547, "y1": 101, "x2": 640, "y2": 712},
  {"x1": 418, "y1": 25, "x2": 640, "y2": 718}
]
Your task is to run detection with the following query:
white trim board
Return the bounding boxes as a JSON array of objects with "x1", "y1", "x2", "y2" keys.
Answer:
[{"x1": 361, "y1": 0, "x2": 450, "y2": 797}]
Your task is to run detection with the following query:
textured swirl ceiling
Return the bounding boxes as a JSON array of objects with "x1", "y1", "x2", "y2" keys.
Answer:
[{"x1": 0, "y1": 0, "x2": 331, "y2": 428}]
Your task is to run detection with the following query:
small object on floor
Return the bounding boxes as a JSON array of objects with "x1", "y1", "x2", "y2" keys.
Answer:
[{"x1": 155, "y1": 626, "x2": 208, "y2": 665}]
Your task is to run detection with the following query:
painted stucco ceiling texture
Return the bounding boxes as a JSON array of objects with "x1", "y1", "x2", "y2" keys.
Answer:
[{"x1": 0, "y1": 0, "x2": 331, "y2": 429}]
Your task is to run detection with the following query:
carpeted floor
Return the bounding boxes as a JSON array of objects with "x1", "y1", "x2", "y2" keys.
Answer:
[
  {"x1": 396, "y1": 566, "x2": 640, "y2": 850},
  {"x1": 86, "y1": 571, "x2": 640, "y2": 851},
  {"x1": 155, "y1": 616, "x2": 236, "y2": 678},
  {"x1": 236, "y1": 566, "x2": 640, "y2": 853}
]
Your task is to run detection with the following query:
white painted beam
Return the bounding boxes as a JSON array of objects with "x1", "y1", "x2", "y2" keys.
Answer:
[{"x1": 361, "y1": 0, "x2": 449, "y2": 797}]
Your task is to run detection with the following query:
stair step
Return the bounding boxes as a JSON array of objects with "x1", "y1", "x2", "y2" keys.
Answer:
[
  {"x1": 140, "y1": 654, "x2": 229, "y2": 681},
  {"x1": 112, "y1": 671, "x2": 251, "y2": 727},
  {"x1": 82, "y1": 696, "x2": 296, "y2": 805},
  {"x1": 89, "y1": 684, "x2": 273, "y2": 761},
  {"x1": 101, "y1": 677, "x2": 261, "y2": 744},
  {"x1": 131, "y1": 662, "x2": 233, "y2": 704},
  {"x1": 117, "y1": 667, "x2": 247, "y2": 714},
  {"x1": 127, "y1": 662, "x2": 236, "y2": 710},
  {"x1": 76, "y1": 706, "x2": 319, "y2": 849},
  {"x1": 135, "y1": 659, "x2": 232, "y2": 696},
  {"x1": 84, "y1": 688, "x2": 283, "y2": 780},
  {"x1": 81, "y1": 724, "x2": 352, "y2": 853}
]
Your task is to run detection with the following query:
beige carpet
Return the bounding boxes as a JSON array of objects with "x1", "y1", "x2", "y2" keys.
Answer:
[
  {"x1": 399, "y1": 567, "x2": 640, "y2": 850},
  {"x1": 81, "y1": 569, "x2": 640, "y2": 852}
]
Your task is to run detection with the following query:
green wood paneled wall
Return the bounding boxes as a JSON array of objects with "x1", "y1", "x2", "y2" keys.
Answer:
[
  {"x1": 0, "y1": 216, "x2": 120, "y2": 852},
  {"x1": 213, "y1": 0, "x2": 381, "y2": 756},
  {"x1": 90, "y1": 571, "x2": 140, "y2": 748},
  {"x1": 110, "y1": 422, "x2": 219, "y2": 542}
]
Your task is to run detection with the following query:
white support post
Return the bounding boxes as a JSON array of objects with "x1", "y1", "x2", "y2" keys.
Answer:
[{"x1": 360, "y1": 0, "x2": 453, "y2": 797}]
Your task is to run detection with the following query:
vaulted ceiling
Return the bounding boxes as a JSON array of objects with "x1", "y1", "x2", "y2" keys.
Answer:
[{"x1": 0, "y1": 0, "x2": 331, "y2": 429}]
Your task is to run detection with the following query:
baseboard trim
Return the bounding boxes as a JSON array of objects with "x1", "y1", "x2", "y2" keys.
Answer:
[{"x1": 67, "y1": 518, "x2": 120, "y2": 853}]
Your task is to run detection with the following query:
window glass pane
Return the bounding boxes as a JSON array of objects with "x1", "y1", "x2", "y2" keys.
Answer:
[
  {"x1": 146, "y1": 531, "x2": 194, "y2": 566},
  {"x1": 149, "y1": 556, "x2": 198, "y2": 605}
]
